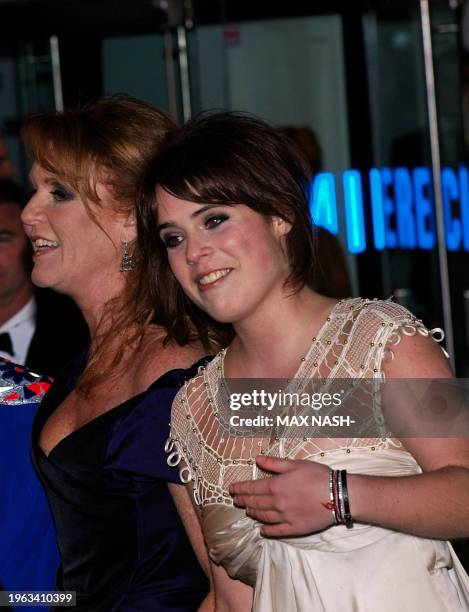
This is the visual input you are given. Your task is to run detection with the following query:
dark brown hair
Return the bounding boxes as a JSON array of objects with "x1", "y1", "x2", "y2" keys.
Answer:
[
  {"x1": 22, "y1": 95, "x2": 177, "y2": 392},
  {"x1": 279, "y1": 126, "x2": 323, "y2": 177},
  {"x1": 137, "y1": 111, "x2": 316, "y2": 344},
  {"x1": 279, "y1": 126, "x2": 352, "y2": 299}
]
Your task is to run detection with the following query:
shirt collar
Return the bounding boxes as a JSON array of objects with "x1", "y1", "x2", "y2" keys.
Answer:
[{"x1": 0, "y1": 296, "x2": 37, "y2": 333}]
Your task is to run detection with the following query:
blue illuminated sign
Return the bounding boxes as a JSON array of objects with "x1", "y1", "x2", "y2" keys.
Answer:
[
  {"x1": 343, "y1": 170, "x2": 366, "y2": 254},
  {"x1": 310, "y1": 173, "x2": 338, "y2": 234},
  {"x1": 309, "y1": 166, "x2": 469, "y2": 252}
]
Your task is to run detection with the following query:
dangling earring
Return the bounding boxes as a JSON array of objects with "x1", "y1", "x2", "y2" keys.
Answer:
[{"x1": 120, "y1": 241, "x2": 135, "y2": 272}]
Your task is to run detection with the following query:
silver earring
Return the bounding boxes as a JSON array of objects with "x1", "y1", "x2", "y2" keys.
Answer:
[{"x1": 120, "y1": 241, "x2": 135, "y2": 272}]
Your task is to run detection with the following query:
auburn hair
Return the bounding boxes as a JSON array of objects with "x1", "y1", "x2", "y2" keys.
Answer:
[{"x1": 22, "y1": 95, "x2": 178, "y2": 393}]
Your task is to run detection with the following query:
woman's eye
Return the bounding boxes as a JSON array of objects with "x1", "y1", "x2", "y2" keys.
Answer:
[
  {"x1": 50, "y1": 183, "x2": 75, "y2": 202},
  {"x1": 162, "y1": 234, "x2": 184, "y2": 249},
  {"x1": 204, "y1": 214, "x2": 228, "y2": 229}
]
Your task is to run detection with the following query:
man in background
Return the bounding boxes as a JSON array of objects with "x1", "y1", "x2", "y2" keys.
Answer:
[{"x1": 0, "y1": 178, "x2": 88, "y2": 375}]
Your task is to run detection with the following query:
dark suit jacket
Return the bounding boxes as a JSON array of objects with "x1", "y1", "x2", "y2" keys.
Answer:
[{"x1": 25, "y1": 288, "x2": 89, "y2": 378}]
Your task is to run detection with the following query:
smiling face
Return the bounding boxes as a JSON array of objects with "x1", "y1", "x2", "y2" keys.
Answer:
[
  {"x1": 156, "y1": 188, "x2": 291, "y2": 326},
  {"x1": 21, "y1": 163, "x2": 133, "y2": 305}
]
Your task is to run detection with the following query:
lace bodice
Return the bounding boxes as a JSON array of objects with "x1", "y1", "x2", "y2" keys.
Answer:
[{"x1": 166, "y1": 298, "x2": 446, "y2": 508}]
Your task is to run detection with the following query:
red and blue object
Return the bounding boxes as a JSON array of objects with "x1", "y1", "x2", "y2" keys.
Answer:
[{"x1": 0, "y1": 359, "x2": 59, "y2": 610}]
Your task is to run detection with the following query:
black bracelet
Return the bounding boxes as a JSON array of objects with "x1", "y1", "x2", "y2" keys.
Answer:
[{"x1": 340, "y1": 469, "x2": 353, "y2": 529}]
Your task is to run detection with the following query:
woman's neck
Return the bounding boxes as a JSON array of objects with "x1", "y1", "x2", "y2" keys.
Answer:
[
  {"x1": 71, "y1": 275, "x2": 127, "y2": 335},
  {"x1": 225, "y1": 288, "x2": 338, "y2": 379}
]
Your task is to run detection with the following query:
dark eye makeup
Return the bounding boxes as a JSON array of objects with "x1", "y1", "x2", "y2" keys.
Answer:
[
  {"x1": 161, "y1": 234, "x2": 183, "y2": 249},
  {"x1": 50, "y1": 181, "x2": 75, "y2": 202},
  {"x1": 204, "y1": 213, "x2": 229, "y2": 228},
  {"x1": 160, "y1": 210, "x2": 230, "y2": 250}
]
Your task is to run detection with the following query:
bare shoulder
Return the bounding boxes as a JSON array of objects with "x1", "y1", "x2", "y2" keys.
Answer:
[
  {"x1": 384, "y1": 328, "x2": 453, "y2": 378},
  {"x1": 160, "y1": 340, "x2": 208, "y2": 370},
  {"x1": 146, "y1": 326, "x2": 206, "y2": 364},
  {"x1": 132, "y1": 327, "x2": 208, "y2": 390}
]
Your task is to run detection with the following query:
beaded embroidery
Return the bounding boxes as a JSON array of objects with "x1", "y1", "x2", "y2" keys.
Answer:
[{"x1": 166, "y1": 298, "x2": 447, "y2": 507}]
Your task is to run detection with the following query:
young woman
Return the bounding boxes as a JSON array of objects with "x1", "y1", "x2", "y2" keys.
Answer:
[
  {"x1": 137, "y1": 112, "x2": 469, "y2": 611},
  {"x1": 21, "y1": 96, "x2": 214, "y2": 611}
]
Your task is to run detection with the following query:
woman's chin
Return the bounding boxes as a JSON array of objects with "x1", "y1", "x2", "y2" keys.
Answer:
[
  {"x1": 202, "y1": 307, "x2": 239, "y2": 325},
  {"x1": 31, "y1": 269, "x2": 54, "y2": 290}
]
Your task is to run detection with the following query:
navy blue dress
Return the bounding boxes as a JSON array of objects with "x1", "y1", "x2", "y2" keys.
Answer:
[{"x1": 31, "y1": 356, "x2": 209, "y2": 611}]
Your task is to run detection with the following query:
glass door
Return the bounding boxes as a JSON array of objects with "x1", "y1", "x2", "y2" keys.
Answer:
[
  {"x1": 429, "y1": 0, "x2": 469, "y2": 376},
  {"x1": 0, "y1": 38, "x2": 57, "y2": 182}
]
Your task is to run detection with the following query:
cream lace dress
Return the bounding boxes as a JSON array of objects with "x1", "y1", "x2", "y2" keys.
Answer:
[{"x1": 165, "y1": 298, "x2": 469, "y2": 611}]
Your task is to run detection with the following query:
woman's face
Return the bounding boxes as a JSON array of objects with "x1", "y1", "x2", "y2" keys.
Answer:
[
  {"x1": 156, "y1": 188, "x2": 291, "y2": 326},
  {"x1": 21, "y1": 163, "x2": 132, "y2": 302}
]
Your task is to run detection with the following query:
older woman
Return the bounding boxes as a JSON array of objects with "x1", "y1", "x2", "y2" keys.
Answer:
[
  {"x1": 138, "y1": 112, "x2": 469, "y2": 611},
  {"x1": 21, "y1": 96, "x2": 213, "y2": 611}
]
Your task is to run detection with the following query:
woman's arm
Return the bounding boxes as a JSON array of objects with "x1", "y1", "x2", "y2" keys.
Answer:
[
  {"x1": 169, "y1": 483, "x2": 253, "y2": 611},
  {"x1": 209, "y1": 559, "x2": 253, "y2": 612},
  {"x1": 348, "y1": 330, "x2": 469, "y2": 539},
  {"x1": 169, "y1": 482, "x2": 212, "y2": 576},
  {"x1": 229, "y1": 333, "x2": 469, "y2": 539},
  {"x1": 169, "y1": 483, "x2": 214, "y2": 611}
]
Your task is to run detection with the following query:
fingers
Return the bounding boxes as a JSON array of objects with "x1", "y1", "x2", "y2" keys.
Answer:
[
  {"x1": 229, "y1": 458, "x2": 298, "y2": 496},
  {"x1": 229, "y1": 478, "x2": 272, "y2": 497},
  {"x1": 255, "y1": 455, "x2": 297, "y2": 474},
  {"x1": 232, "y1": 494, "x2": 274, "y2": 510},
  {"x1": 245, "y1": 508, "x2": 283, "y2": 524},
  {"x1": 260, "y1": 523, "x2": 293, "y2": 538},
  {"x1": 229, "y1": 455, "x2": 298, "y2": 495}
]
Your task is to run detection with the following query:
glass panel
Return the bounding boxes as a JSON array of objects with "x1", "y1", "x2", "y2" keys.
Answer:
[
  {"x1": 361, "y1": 4, "x2": 444, "y2": 333},
  {"x1": 429, "y1": 1, "x2": 468, "y2": 378},
  {"x1": 0, "y1": 39, "x2": 56, "y2": 181},
  {"x1": 102, "y1": 34, "x2": 170, "y2": 111}
]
